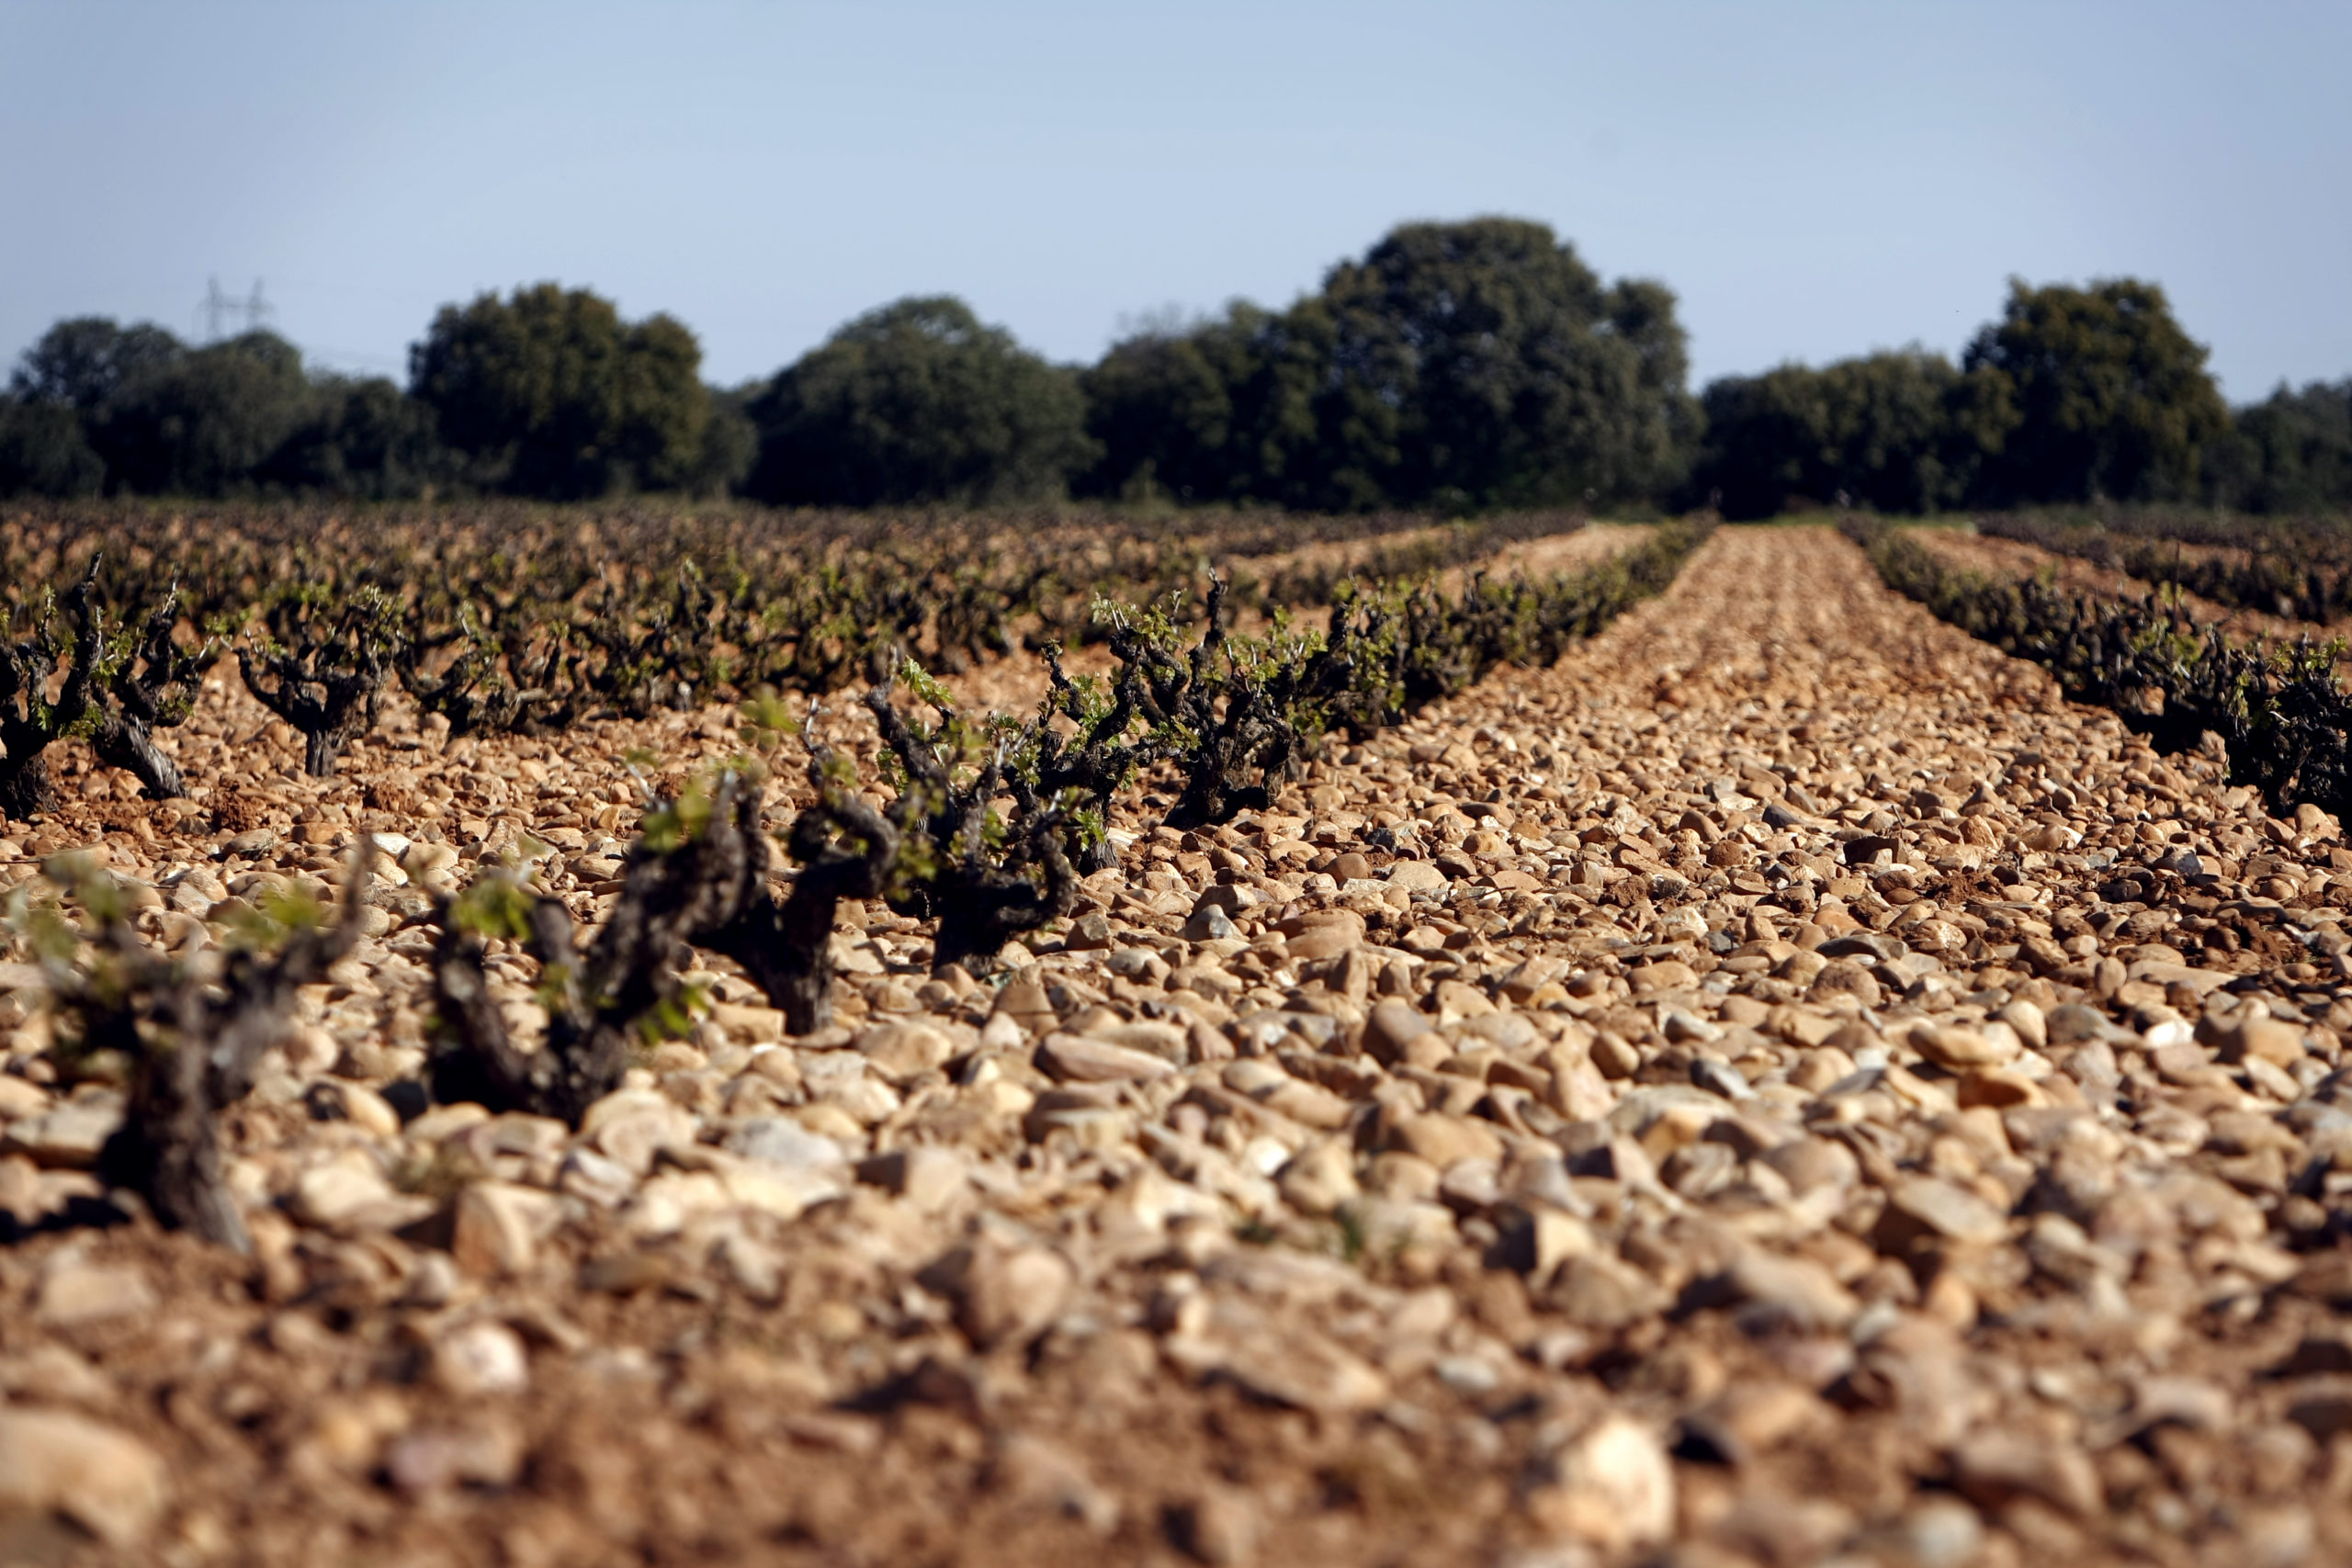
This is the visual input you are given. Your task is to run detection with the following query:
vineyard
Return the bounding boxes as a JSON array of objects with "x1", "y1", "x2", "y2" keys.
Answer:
[
  {"x1": 1974, "y1": 510, "x2": 2352, "y2": 627},
  {"x1": 6, "y1": 509, "x2": 2352, "y2": 1563},
  {"x1": 1847, "y1": 518, "x2": 2352, "y2": 829}
]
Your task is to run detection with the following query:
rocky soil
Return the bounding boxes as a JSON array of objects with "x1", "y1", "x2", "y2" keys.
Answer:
[
  {"x1": 6, "y1": 525, "x2": 2352, "y2": 1566},
  {"x1": 1438, "y1": 525, "x2": 1653, "y2": 594}
]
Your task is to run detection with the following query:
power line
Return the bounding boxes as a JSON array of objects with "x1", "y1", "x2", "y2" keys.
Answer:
[{"x1": 198, "y1": 276, "x2": 272, "y2": 341}]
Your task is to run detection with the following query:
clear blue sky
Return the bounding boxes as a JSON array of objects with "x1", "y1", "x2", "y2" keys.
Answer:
[{"x1": 4, "y1": 1, "x2": 2346, "y2": 400}]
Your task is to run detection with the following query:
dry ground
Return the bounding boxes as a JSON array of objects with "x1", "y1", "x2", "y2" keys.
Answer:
[
  {"x1": 5, "y1": 526, "x2": 2352, "y2": 1566},
  {"x1": 1435, "y1": 525, "x2": 1654, "y2": 595}
]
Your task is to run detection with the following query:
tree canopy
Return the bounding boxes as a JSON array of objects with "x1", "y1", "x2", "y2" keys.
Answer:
[
  {"x1": 745, "y1": 296, "x2": 1095, "y2": 506},
  {"x1": 4, "y1": 319, "x2": 449, "y2": 499},
  {"x1": 258, "y1": 374, "x2": 453, "y2": 500},
  {"x1": 1690, "y1": 350, "x2": 2012, "y2": 519},
  {"x1": 1306, "y1": 220, "x2": 1696, "y2": 510},
  {"x1": 0, "y1": 397, "x2": 105, "y2": 498},
  {"x1": 2205, "y1": 378, "x2": 2352, "y2": 514},
  {"x1": 1, "y1": 317, "x2": 185, "y2": 498},
  {"x1": 0, "y1": 296, "x2": 744, "y2": 502},
  {"x1": 1962, "y1": 277, "x2": 2230, "y2": 505},
  {"x1": 10, "y1": 317, "x2": 186, "y2": 412},
  {"x1": 1080, "y1": 303, "x2": 1277, "y2": 504},
  {"x1": 96, "y1": 331, "x2": 316, "y2": 496},
  {"x1": 410, "y1": 283, "x2": 731, "y2": 499},
  {"x1": 1080, "y1": 219, "x2": 1698, "y2": 512}
]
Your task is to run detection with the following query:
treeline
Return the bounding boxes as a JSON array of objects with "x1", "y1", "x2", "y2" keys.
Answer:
[
  {"x1": 3, "y1": 218, "x2": 2347, "y2": 516},
  {"x1": 1692, "y1": 282, "x2": 2352, "y2": 519},
  {"x1": 0, "y1": 290, "x2": 754, "y2": 503}
]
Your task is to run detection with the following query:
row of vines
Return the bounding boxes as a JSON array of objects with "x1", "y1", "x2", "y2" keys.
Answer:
[
  {"x1": 0, "y1": 502, "x2": 1583, "y2": 813},
  {"x1": 1975, "y1": 510, "x2": 2352, "y2": 625},
  {"x1": 1845, "y1": 516, "x2": 2352, "y2": 829}
]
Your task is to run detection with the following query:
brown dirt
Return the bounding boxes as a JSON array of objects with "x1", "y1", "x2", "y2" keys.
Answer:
[{"x1": 1438, "y1": 524, "x2": 1651, "y2": 595}]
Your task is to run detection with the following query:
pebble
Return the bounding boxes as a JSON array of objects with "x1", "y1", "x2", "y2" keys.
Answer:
[
  {"x1": 290, "y1": 1152, "x2": 404, "y2": 1228},
  {"x1": 1885, "y1": 1176, "x2": 2009, "y2": 1247},
  {"x1": 1996, "y1": 998, "x2": 2049, "y2": 1051},
  {"x1": 452, "y1": 1179, "x2": 564, "y2": 1275},
  {"x1": 0, "y1": 1407, "x2": 171, "y2": 1545},
  {"x1": 1883, "y1": 1498, "x2": 1985, "y2": 1568},
  {"x1": 559, "y1": 1147, "x2": 638, "y2": 1207},
  {"x1": 384, "y1": 1419, "x2": 525, "y2": 1492},
  {"x1": 1908, "y1": 1023, "x2": 2018, "y2": 1068},
  {"x1": 435, "y1": 1318, "x2": 531, "y2": 1395},
  {"x1": 33, "y1": 1257, "x2": 156, "y2": 1327},
  {"x1": 1950, "y1": 1428, "x2": 2101, "y2": 1517},
  {"x1": 1681, "y1": 1382, "x2": 1828, "y2": 1464},
  {"x1": 3, "y1": 1099, "x2": 121, "y2": 1168},
  {"x1": 1275, "y1": 1138, "x2": 1360, "y2": 1215},
  {"x1": 1199, "y1": 1321, "x2": 1390, "y2": 1415},
  {"x1": 584, "y1": 1090, "x2": 697, "y2": 1174},
  {"x1": 1532, "y1": 1416, "x2": 1675, "y2": 1552},
  {"x1": 1723, "y1": 1249, "x2": 1859, "y2": 1332},
  {"x1": 1688, "y1": 1056, "x2": 1753, "y2": 1100},
  {"x1": 0, "y1": 1076, "x2": 46, "y2": 1119},
  {"x1": 855, "y1": 1145, "x2": 969, "y2": 1213},
  {"x1": 729, "y1": 1116, "x2": 849, "y2": 1174},
  {"x1": 993, "y1": 977, "x2": 1056, "y2": 1032},
  {"x1": 989, "y1": 1432, "x2": 1119, "y2": 1534},
  {"x1": 1760, "y1": 1136, "x2": 1857, "y2": 1195},
  {"x1": 1182, "y1": 906, "x2": 1238, "y2": 942},
  {"x1": 1502, "y1": 1204, "x2": 1594, "y2": 1283},
  {"x1": 1363, "y1": 998, "x2": 1438, "y2": 1065},
  {"x1": 1035, "y1": 1032, "x2": 1176, "y2": 1084},
  {"x1": 2044, "y1": 1003, "x2": 2120, "y2": 1045},
  {"x1": 857, "y1": 1020, "x2": 956, "y2": 1082},
  {"x1": 935, "y1": 1244, "x2": 1075, "y2": 1350},
  {"x1": 1170, "y1": 1487, "x2": 1261, "y2": 1566},
  {"x1": 1809, "y1": 961, "x2": 1883, "y2": 1008},
  {"x1": 1386, "y1": 1112, "x2": 1504, "y2": 1169}
]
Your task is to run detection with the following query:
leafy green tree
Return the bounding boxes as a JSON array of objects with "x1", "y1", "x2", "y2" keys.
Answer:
[
  {"x1": 1081, "y1": 220, "x2": 1699, "y2": 513},
  {"x1": 1962, "y1": 277, "x2": 2229, "y2": 504},
  {"x1": 409, "y1": 284, "x2": 719, "y2": 499},
  {"x1": 1080, "y1": 302, "x2": 1291, "y2": 502},
  {"x1": 746, "y1": 297, "x2": 1095, "y2": 506},
  {"x1": 258, "y1": 375, "x2": 452, "y2": 499},
  {"x1": 1691, "y1": 366, "x2": 1836, "y2": 519},
  {"x1": 1299, "y1": 219, "x2": 1699, "y2": 510},
  {"x1": 1691, "y1": 350, "x2": 2012, "y2": 519},
  {"x1": 689, "y1": 384, "x2": 760, "y2": 498},
  {"x1": 0, "y1": 397, "x2": 105, "y2": 497},
  {"x1": 1084, "y1": 300, "x2": 1337, "y2": 509},
  {"x1": 98, "y1": 331, "x2": 314, "y2": 496},
  {"x1": 1223, "y1": 303, "x2": 1340, "y2": 508},
  {"x1": 2205, "y1": 379, "x2": 2352, "y2": 513},
  {"x1": 10, "y1": 317, "x2": 185, "y2": 412},
  {"x1": 4, "y1": 317, "x2": 186, "y2": 497}
]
